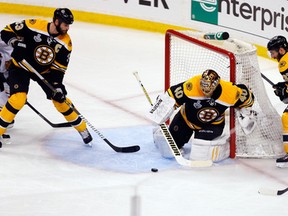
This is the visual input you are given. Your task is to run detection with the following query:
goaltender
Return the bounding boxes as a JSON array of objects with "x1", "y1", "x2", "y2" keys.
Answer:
[{"x1": 148, "y1": 69, "x2": 255, "y2": 162}]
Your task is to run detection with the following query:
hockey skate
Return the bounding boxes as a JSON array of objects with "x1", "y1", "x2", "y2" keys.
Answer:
[
  {"x1": 276, "y1": 154, "x2": 288, "y2": 168},
  {"x1": 7, "y1": 120, "x2": 14, "y2": 129},
  {"x1": 79, "y1": 129, "x2": 93, "y2": 147},
  {"x1": 0, "y1": 133, "x2": 11, "y2": 146}
]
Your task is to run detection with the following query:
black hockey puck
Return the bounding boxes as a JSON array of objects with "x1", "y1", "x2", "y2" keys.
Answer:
[{"x1": 151, "y1": 168, "x2": 158, "y2": 172}]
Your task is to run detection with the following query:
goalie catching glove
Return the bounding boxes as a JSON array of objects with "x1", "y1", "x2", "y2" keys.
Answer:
[
  {"x1": 146, "y1": 93, "x2": 176, "y2": 124},
  {"x1": 237, "y1": 108, "x2": 257, "y2": 135},
  {"x1": 273, "y1": 82, "x2": 288, "y2": 104}
]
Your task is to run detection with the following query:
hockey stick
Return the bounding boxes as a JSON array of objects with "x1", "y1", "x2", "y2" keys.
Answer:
[
  {"x1": 258, "y1": 187, "x2": 288, "y2": 196},
  {"x1": 133, "y1": 71, "x2": 213, "y2": 167},
  {"x1": 21, "y1": 59, "x2": 140, "y2": 153},
  {"x1": 261, "y1": 73, "x2": 275, "y2": 86},
  {"x1": 26, "y1": 101, "x2": 72, "y2": 128}
]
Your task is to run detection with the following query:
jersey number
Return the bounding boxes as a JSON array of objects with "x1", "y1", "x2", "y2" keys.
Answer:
[
  {"x1": 14, "y1": 22, "x2": 24, "y2": 31},
  {"x1": 239, "y1": 89, "x2": 248, "y2": 102},
  {"x1": 173, "y1": 86, "x2": 184, "y2": 99}
]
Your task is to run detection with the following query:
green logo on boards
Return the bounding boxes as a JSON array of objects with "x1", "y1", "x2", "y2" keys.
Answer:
[{"x1": 191, "y1": 0, "x2": 218, "y2": 25}]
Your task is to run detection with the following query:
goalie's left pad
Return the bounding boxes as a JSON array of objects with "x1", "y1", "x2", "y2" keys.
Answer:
[
  {"x1": 146, "y1": 93, "x2": 175, "y2": 124},
  {"x1": 189, "y1": 134, "x2": 230, "y2": 162},
  {"x1": 237, "y1": 108, "x2": 257, "y2": 135}
]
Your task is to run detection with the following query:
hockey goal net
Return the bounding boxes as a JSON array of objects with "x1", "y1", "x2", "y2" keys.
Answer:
[{"x1": 165, "y1": 29, "x2": 284, "y2": 158}]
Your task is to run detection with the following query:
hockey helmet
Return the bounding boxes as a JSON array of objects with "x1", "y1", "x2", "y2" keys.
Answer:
[
  {"x1": 53, "y1": 8, "x2": 74, "y2": 25},
  {"x1": 200, "y1": 69, "x2": 220, "y2": 97},
  {"x1": 267, "y1": 35, "x2": 288, "y2": 51}
]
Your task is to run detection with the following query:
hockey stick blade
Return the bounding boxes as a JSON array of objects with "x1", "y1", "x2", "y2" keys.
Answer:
[
  {"x1": 75, "y1": 113, "x2": 140, "y2": 153},
  {"x1": 258, "y1": 187, "x2": 288, "y2": 196},
  {"x1": 103, "y1": 138, "x2": 140, "y2": 153},
  {"x1": 26, "y1": 101, "x2": 71, "y2": 128}
]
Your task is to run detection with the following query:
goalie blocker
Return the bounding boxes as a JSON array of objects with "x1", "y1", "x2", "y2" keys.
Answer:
[{"x1": 146, "y1": 92, "x2": 176, "y2": 125}]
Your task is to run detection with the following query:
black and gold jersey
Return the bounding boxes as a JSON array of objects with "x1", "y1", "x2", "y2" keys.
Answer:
[
  {"x1": 1, "y1": 18, "x2": 72, "y2": 76},
  {"x1": 167, "y1": 74, "x2": 254, "y2": 129},
  {"x1": 278, "y1": 52, "x2": 288, "y2": 81}
]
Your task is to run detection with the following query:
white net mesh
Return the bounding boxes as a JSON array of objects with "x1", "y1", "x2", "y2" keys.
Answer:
[{"x1": 166, "y1": 30, "x2": 284, "y2": 158}]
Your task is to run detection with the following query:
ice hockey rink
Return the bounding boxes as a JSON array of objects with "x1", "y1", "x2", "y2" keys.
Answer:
[{"x1": 0, "y1": 14, "x2": 287, "y2": 216}]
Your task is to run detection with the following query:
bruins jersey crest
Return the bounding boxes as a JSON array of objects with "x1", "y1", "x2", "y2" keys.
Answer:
[
  {"x1": 197, "y1": 107, "x2": 219, "y2": 123},
  {"x1": 35, "y1": 45, "x2": 56, "y2": 65}
]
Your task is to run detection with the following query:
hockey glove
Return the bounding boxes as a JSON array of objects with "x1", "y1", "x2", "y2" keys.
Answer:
[
  {"x1": 51, "y1": 84, "x2": 67, "y2": 103},
  {"x1": 146, "y1": 93, "x2": 176, "y2": 125},
  {"x1": 11, "y1": 40, "x2": 27, "y2": 62},
  {"x1": 12, "y1": 40, "x2": 27, "y2": 49},
  {"x1": 237, "y1": 108, "x2": 257, "y2": 135},
  {"x1": 52, "y1": 88, "x2": 66, "y2": 103},
  {"x1": 273, "y1": 82, "x2": 288, "y2": 103}
]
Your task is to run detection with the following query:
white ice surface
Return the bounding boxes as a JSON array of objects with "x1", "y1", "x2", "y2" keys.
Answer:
[{"x1": 0, "y1": 14, "x2": 287, "y2": 216}]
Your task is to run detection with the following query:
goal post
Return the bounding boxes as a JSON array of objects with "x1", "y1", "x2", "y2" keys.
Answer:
[{"x1": 164, "y1": 29, "x2": 284, "y2": 159}]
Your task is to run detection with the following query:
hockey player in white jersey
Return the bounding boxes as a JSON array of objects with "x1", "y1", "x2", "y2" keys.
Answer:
[
  {"x1": 0, "y1": 36, "x2": 12, "y2": 108},
  {"x1": 0, "y1": 35, "x2": 13, "y2": 146}
]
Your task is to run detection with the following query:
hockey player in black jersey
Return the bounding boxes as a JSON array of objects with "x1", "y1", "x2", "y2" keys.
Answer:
[
  {"x1": 267, "y1": 35, "x2": 288, "y2": 167},
  {"x1": 0, "y1": 8, "x2": 93, "y2": 147}
]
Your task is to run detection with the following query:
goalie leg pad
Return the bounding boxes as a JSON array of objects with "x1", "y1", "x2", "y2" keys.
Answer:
[
  {"x1": 153, "y1": 126, "x2": 174, "y2": 159},
  {"x1": 189, "y1": 134, "x2": 230, "y2": 162}
]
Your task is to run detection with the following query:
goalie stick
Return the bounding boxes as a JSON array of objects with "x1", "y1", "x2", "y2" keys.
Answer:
[
  {"x1": 133, "y1": 71, "x2": 213, "y2": 168},
  {"x1": 26, "y1": 101, "x2": 72, "y2": 128},
  {"x1": 21, "y1": 59, "x2": 140, "y2": 153},
  {"x1": 258, "y1": 187, "x2": 288, "y2": 196}
]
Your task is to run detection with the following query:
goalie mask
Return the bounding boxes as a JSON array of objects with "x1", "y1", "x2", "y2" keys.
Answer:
[{"x1": 200, "y1": 69, "x2": 220, "y2": 97}]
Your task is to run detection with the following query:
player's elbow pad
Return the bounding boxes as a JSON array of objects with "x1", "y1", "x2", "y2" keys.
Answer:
[
  {"x1": 235, "y1": 84, "x2": 254, "y2": 108},
  {"x1": 244, "y1": 91, "x2": 254, "y2": 108}
]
